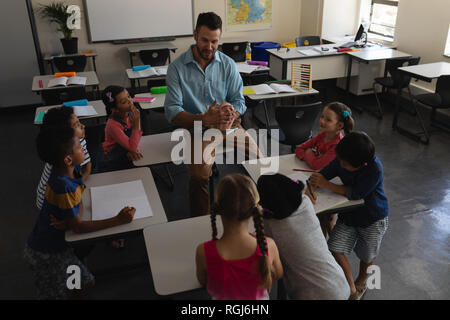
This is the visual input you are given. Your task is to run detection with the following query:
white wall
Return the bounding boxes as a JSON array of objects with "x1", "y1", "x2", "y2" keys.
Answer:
[
  {"x1": 321, "y1": 0, "x2": 360, "y2": 39},
  {"x1": 300, "y1": 0, "x2": 323, "y2": 37},
  {"x1": 394, "y1": 0, "x2": 450, "y2": 90},
  {"x1": 32, "y1": 0, "x2": 301, "y2": 89},
  {"x1": 0, "y1": 0, "x2": 42, "y2": 108}
]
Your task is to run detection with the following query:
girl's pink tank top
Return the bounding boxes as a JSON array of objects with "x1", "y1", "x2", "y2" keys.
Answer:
[{"x1": 203, "y1": 239, "x2": 269, "y2": 300}]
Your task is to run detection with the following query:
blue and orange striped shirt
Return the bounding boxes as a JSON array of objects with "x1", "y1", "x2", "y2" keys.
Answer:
[{"x1": 28, "y1": 165, "x2": 85, "y2": 253}]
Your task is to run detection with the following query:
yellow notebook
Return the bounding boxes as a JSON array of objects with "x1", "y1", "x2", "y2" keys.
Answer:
[{"x1": 243, "y1": 88, "x2": 256, "y2": 95}]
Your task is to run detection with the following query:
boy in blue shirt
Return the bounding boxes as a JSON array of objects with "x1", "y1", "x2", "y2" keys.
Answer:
[
  {"x1": 308, "y1": 131, "x2": 389, "y2": 300},
  {"x1": 25, "y1": 126, "x2": 135, "y2": 299}
]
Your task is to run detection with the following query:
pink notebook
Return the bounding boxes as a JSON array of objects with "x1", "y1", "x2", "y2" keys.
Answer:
[{"x1": 133, "y1": 96, "x2": 156, "y2": 103}]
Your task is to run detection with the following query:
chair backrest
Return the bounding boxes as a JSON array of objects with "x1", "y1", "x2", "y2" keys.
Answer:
[
  {"x1": 435, "y1": 75, "x2": 450, "y2": 106},
  {"x1": 41, "y1": 87, "x2": 87, "y2": 105},
  {"x1": 386, "y1": 56, "x2": 420, "y2": 89},
  {"x1": 221, "y1": 42, "x2": 247, "y2": 62},
  {"x1": 275, "y1": 101, "x2": 322, "y2": 146},
  {"x1": 139, "y1": 49, "x2": 170, "y2": 66},
  {"x1": 295, "y1": 36, "x2": 320, "y2": 47},
  {"x1": 53, "y1": 55, "x2": 87, "y2": 72}
]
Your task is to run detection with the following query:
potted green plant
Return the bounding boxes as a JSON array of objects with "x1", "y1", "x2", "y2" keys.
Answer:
[{"x1": 38, "y1": 2, "x2": 78, "y2": 54}]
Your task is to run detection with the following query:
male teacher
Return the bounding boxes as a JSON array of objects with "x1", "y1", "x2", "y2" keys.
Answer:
[{"x1": 164, "y1": 12, "x2": 261, "y2": 217}]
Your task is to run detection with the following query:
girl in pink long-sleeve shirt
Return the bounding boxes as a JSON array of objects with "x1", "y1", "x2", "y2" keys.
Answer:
[
  {"x1": 295, "y1": 102, "x2": 354, "y2": 170},
  {"x1": 99, "y1": 85, "x2": 143, "y2": 172},
  {"x1": 295, "y1": 102, "x2": 354, "y2": 238}
]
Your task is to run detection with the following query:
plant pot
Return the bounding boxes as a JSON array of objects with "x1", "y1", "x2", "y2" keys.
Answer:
[{"x1": 60, "y1": 37, "x2": 78, "y2": 54}]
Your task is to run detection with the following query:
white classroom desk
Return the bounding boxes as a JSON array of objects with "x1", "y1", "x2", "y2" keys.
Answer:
[
  {"x1": 266, "y1": 42, "x2": 391, "y2": 81},
  {"x1": 65, "y1": 167, "x2": 167, "y2": 242},
  {"x1": 344, "y1": 49, "x2": 412, "y2": 113},
  {"x1": 236, "y1": 62, "x2": 270, "y2": 73},
  {"x1": 143, "y1": 214, "x2": 254, "y2": 296},
  {"x1": 34, "y1": 100, "x2": 107, "y2": 125},
  {"x1": 133, "y1": 132, "x2": 180, "y2": 166},
  {"x1": 242, "y1": 153, "x2": 364, "y2": 214},
  {"x1": 398, "y1": 62, "x2": 450, "y2": 82},
  {"x1": 134, "y1": 93, "x2": 166, "y2": 110},
  {"x1": 244, "y1": 86, "x2": 319, "y2": 128},
  {"x1": 346, "y1": 48, "x2": 412, "y2": 63},
  {"x1": 31, "y1": 71, "x2": 99, "y2": 92},
  {"x1": 133, "y1": 131, "x2": 235, "y2": 167},
  {"x1": 126, "y1": 66, "x2": 167, "y2": 93},
  {"x1": 395, "y1": 61, "x2": 450, "y2": 143}
]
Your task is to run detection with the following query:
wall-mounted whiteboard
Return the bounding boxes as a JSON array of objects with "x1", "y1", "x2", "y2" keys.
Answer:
[{"x1": 84, "y1": 0, "x2": 194, "y2": 42}]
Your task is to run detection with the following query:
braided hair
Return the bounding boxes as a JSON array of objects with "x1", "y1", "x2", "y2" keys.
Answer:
[
  {"x1": 325, "y1": 101, "x2": 354, "y2": 135},
  {"x1": 210, "y1": 174, "x2": 272, "y2": 288}
]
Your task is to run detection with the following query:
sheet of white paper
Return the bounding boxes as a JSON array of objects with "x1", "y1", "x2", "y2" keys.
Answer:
[
  {"x1": 269, "y1": 83, "x2": 298, "y2": 93},
  {"x1": 288, "y1": 173, "x2": 348, "y2": 213},
  {"x1": 47, "y1": 77, "x2": 68, "y2": 88},
  {"x1": 154, "y1": 66, "x2": 168, "y2": 75},
  {"x1": 236, "y1": 64, "x2": 259, "y2": 74},
  {"x1": 297, "y1": 49, "x2": 317, "y2": 56},
  {"x1": 137, "y1": 68, "x2": 159, "y2": 77},
  {"x1": 73, "y1": 105, "x2": 98, "y2": 117},
  {"x1": 67, "y1": 76, "x2": 87, "y2": 85},
  {"x1": 90, "y1": 180, "x2": 153, "y2": 221}
]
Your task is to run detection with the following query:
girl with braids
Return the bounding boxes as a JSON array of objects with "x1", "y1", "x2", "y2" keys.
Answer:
[
  {"x1": 195, "y1": 174, "x2": 283, "y2": 300},
  {"x1": 295, "y1": 101, "x2": 354, "y2": 171},
  {"x1": 257, "y1": 173, "x2": 350, "y2": 300}
]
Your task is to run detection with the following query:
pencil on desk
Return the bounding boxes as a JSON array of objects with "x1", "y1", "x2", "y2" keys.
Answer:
[
  {"x1": 293, "y1": 168, "x2": 316, "y2": 173},
  {"x1": 306, "y1": 179, "x2": 316, "y2": 200}
]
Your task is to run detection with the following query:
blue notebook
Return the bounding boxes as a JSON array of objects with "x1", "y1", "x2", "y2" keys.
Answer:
[
  {"x1": 132, "y1": 65, "x2": 151, "y2": 71},
  {"x1": 35, "y1": 111, "x2": 45, "y2": 123},
  {"x1": 63, "y1": 99, "x2": 89, "y2": 107}
]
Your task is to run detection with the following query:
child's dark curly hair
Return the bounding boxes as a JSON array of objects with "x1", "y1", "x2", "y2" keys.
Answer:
[{"x1": 36, "y1": 126, "x2": 75, "y2": 168}]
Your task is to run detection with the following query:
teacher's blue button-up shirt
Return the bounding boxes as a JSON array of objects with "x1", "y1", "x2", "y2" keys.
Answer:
[{"x1": 164, "y1": 45, "x2": 246, "y2": 123}]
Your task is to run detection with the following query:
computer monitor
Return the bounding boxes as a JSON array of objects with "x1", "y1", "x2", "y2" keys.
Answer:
[{"x1": 354, "y1": 24, "x2": 365, "y2": 42}]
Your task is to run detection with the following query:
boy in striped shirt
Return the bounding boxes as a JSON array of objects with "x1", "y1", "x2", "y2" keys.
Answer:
[{"x1": 36, "y1": 107, "x2": 91, "y2": 210}]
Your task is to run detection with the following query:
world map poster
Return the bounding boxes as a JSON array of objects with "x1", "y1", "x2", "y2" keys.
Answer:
[{"x1": 226, "y1": 0, "x2": 273, "y2": 31}]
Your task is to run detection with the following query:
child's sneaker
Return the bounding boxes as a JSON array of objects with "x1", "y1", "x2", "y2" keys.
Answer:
[{"x1": 354, "y1": 282, "x2": 367, "y2": 300}]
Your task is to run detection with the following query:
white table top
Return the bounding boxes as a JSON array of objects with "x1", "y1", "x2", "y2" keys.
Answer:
[
  {"x1": 134, "y1": 93, "x2": 166, "y2": 110},
  {"x1": 133, "y1": 132, "x2": 182, "y2": 166},
  {"x1": 65, "y1": 167, "x2": 167, "y2": 242},
  {"x1": 32, "y1": 71, "x2": 99, "y2": 91},
  {"x1": 34, "y1": 100, "x2": 106, "y2": 124},
  {"x1": 236, "y1": 62, "x2": 270, "y2": 74},
  {"x1": 127, "y1": 42, "x2": 177, "y2": 53},
  {"x1": 267, "y1": 42, "x2": 392, "y2": 60},
  {"x1": 143, "y1": 214, "x2": 254, "y2": 295},
  {"x1": 244, "y1": 86, "x2": 319, "y2": 100},
  {"x1": 347, "y1": 48, "x2": 411, "y2": 62},
  {"x1": 322, "y1": 34, "x2": 394, "y2": 46},
  {"x1": 398, "y1": 62, "x2": 450, "y2": 81},
  {"x1": 43, "y1": 50, "x2": 98, "y2": 61},
  {"x1": 242, "y1": 154, "x2": 364, "y2": 213},
  {"x1": 126, "y1": 66, "x2": 168, "y2": 80},
  {"x1": 133, "y1": 131, "x2": 235, "y2": 167}
]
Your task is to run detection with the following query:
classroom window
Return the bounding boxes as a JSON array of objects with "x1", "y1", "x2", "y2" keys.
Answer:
[{"x1": 369, "y1": 0, "x2": 398, "y2": 39}]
